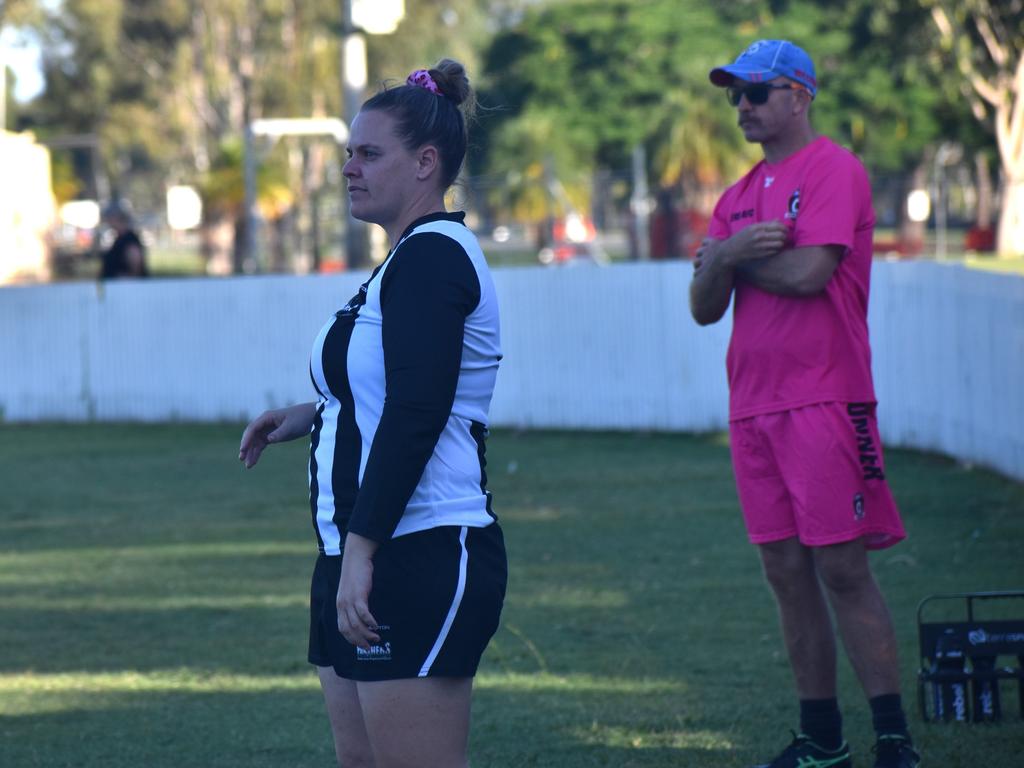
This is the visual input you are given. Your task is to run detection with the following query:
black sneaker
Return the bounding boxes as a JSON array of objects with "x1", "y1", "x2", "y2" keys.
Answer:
[
  {"x1": 752, "y1": 732, "x2": 852, "y2": 768},
  {"x1": 872, "y1": 734, "x2": 920, "y2": 768}
]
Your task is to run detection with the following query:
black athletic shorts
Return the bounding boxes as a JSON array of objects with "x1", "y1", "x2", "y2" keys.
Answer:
[{"x1": 308, "y1": 523, "x2": 507, "y2": 681}]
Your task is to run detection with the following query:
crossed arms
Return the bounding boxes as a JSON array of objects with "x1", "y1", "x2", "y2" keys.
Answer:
[{"x1": 689, "y1": 220, "x2": 843, "y2": 326}]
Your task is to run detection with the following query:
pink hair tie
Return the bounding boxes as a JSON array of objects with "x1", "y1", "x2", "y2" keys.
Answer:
[{"x1": 407, "y1": 69, "x2": 441, "y2": 95}]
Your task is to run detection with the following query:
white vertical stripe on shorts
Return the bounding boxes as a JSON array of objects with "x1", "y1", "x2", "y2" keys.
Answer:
[{"x1": 418, "y1": 526, "x2": 469, "y2": 677}]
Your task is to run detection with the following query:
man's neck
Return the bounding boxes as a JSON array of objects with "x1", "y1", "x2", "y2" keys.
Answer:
[{"x1": 762, "y1": 127, "x2": 819, "y2": 165}]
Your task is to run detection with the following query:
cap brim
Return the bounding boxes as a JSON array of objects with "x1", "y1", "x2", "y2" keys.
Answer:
[
  {"x1": 709, "y1": 64, "x2": 774, "y2": 87},
  {"x1": 709, "y1": 68, "x2": 734, "y2": 87}
]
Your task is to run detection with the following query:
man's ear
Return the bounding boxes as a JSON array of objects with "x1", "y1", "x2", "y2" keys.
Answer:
[
  {"x1": 793, "y1": 89, "x2": 812, "y2": 116},
  {"x1": 416, "y1": 145, "x2": 440, "y2": 181}
]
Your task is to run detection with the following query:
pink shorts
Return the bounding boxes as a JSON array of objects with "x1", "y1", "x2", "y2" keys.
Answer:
[{"x1": 730, "y1": 402, "x2": 906, "y2": 550}]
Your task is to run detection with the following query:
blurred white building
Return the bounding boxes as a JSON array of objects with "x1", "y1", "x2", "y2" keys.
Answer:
[{"x1": 0, "y1": 131, "x2": 56, "y2": 285}]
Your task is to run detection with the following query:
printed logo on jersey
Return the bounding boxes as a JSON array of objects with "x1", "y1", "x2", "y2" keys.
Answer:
[
  {"x1": 853, "y1": 492, "x2": 865, "y2": 521},
  {"x1": 847, "y1": 403, "x2": 885, "y2": 481},
  {"x1": 785, "y1": 189, "x2": 801, "y2": 220},
  {"x1": 730, "y1": 208, "x2": 755, "y2": 222},
  {"x1": 336, "y1": 281, "x2": 370, "y2": 317},
  {"x1": 764, "y1": 175, "x2": 775, "y2": 189}
]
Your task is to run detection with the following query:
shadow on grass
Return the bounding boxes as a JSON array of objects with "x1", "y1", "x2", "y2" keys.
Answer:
[
  {"x1": 0, "y1": 602, "x2": 311, "y2": 675},
  {"x1": 0, "y1": 691, "x2": 333, "y2": 768},
  {"x1": 3, "y1": 427, "x2": 1024, "y2": 767},
  {"x1": 1, "y1": 679, "x2": 741, "y2": 768}
]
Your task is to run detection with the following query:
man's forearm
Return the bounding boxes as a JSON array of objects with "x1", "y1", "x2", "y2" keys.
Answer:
[
  {"x1": 689, "y1": 259, "x2": 735, "y2": 325},
  {"x1": 736, "y1": 246, "x2": 840, "y2": 297},
  {"x1": 736, "y1": 256, "x2": 805, "y2": 296}
]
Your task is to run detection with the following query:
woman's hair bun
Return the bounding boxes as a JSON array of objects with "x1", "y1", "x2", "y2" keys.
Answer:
[
  {"x1": 366, "y1": 58, "x2": 476, "y2": 188},
  {"x1": 429, "y1": 59, "x2": 472, "y2": 110}
]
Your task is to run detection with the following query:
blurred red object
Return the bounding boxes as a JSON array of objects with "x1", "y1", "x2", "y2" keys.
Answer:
[
  {"x1": 650, "y1": 208, "x2": 710, "y2": 259},
  {"x1": 540, "y1": 213, "x2": 602, "y2": 265},
  {"x1": 873, "y1": 237, "x2": 923, "y2": 258},
  {"x1": 964, "y1": 226, "x2": 995, "y2": 252},
  {"x1": 319, "y1": 259, "x2": 347, "y2": 273}
]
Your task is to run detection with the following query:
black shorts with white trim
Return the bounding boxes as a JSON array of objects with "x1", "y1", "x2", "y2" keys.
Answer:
[{"x1": 308, "y1": 522, "x2": 507, "y2": 681}]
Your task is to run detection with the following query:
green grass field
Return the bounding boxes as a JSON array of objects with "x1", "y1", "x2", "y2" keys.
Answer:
[{"x1": 1, "y1": 425, "x2": 1022, "y2": 767}]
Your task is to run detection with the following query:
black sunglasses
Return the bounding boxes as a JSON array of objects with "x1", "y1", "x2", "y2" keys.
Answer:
[{"x1": 726, "y1": 83, "x2": 800, "y2": 106}]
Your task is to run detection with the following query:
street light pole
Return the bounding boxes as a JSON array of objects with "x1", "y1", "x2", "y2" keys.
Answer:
[
  {"x1": 341, "y1": 0, "x2": 369, "y2": 269},
  {"x1": 932, "y1": 142, "x2": 962, "y2": 261},
  {"x1": 631, "y1": 143, "x2": 650, "y2": 261},
  {"x1": 239, "y1": 3, "x2": 259, "y2": 274},
  {"x1": 242, "y1": 76, "x2": 258, "y2": 273},
  {"x1": 1, "y1": 50, "x2": 6, "y2": 133}
]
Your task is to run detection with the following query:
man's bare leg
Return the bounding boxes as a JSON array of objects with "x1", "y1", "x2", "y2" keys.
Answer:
[{"x1": 759, "y1": 537, "x2": 838, "y2": 698}]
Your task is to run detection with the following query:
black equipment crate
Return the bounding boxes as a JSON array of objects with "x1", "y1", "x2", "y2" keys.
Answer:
[{"x1": 917, "y1": 590, "x2": 1024, "y2": 722}]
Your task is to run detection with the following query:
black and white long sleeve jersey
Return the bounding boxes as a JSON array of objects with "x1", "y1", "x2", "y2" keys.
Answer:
[{"x1": 308, "y1": 212, "x2": 501, "y2": 554}]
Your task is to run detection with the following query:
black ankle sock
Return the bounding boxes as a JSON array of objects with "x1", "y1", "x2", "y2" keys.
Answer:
[
  {"x1": 799, "y1": 698, "x2": 843, "y2": 751},
  {"x1": 870, "y1": 693, "x2": 909, "y2": 739}
]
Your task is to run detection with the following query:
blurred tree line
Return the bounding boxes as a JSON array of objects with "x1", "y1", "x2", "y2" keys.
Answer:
[
  {"x1": 476, "y1": 0, "x2": 1013, "y2": 252},
  {"x1": 5, "y1": 0, "x2": 1021, "y2": 267}
]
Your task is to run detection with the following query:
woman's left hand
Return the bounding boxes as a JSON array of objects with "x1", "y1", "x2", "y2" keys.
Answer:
[{"x1": 336, "y1": 533, "x2": 381, "y2": 650}]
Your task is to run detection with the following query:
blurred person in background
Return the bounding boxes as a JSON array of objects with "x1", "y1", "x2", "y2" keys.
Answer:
[
  {"x1": 239, "y1": 59, "x2": 506, "y2": 768},
  {"x1": 689, "y1": 40, "x2": 919, "y2": 768},
  {"x1": 98, "y1": 202, "x2": 148, "y2": 279}
]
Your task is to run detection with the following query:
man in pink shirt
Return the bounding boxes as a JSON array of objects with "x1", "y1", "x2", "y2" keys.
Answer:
[{"x1": 690, "y1": 40, "x2": 920, "y2": 768}]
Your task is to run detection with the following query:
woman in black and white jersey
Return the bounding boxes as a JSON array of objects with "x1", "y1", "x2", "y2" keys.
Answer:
[{"x1": 239, "y1": 59, "x2": 506, "y2": 768}]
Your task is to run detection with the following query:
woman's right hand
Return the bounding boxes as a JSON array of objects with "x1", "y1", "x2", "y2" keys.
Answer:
[
  {"x1": 238, "y1": 402, "x2": 317, "y2": 468},
  {"x1": 336, "y1": 533, "x2": 381, "y2": 650}
]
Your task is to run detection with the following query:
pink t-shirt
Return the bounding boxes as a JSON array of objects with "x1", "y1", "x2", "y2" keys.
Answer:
[{"x1": 708, "y1": 136, "x2": 877, "y2": 420}]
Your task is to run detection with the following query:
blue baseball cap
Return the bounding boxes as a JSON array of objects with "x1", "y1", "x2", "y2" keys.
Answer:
[{"x1": 710, "y1": 40, "x2": 817, "y2": 97}]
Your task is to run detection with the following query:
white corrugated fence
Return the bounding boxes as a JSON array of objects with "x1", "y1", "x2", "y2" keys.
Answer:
[{"x1": 1, "y1": 261, "x2": 1021, "y2": 481}]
